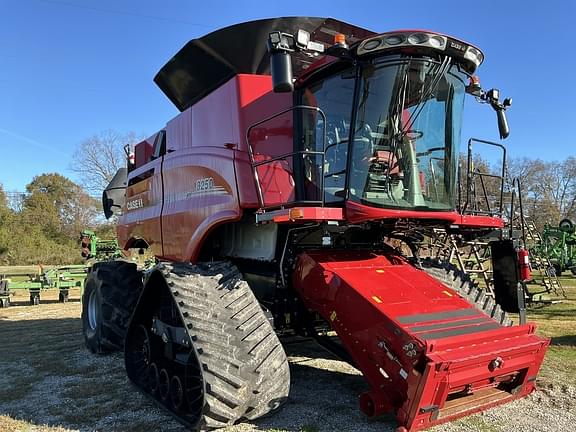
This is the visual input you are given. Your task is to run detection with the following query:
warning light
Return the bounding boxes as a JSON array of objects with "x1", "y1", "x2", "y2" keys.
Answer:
[
  {"x1": 289, "y1": 208, "x2": 304, "y2": 220},
  {"x1": 334, "y1": 33, "x2": 346, "y2": 46}
]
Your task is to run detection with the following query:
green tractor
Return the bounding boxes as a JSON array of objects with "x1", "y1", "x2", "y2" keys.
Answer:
[{"x1": 541, "y1": 219, "x2": 576, "y2": 276}]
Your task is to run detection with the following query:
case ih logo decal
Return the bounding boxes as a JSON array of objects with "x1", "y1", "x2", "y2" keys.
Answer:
[{"x1": 126, "y1": 197, "x2": 144, "y2": 210}]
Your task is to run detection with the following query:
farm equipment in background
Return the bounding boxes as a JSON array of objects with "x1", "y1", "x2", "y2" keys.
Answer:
[
  {"x1": 539, "y1": 219, "x2": 576, "y2": 276},
  {"x1": 80, "y1": 229, "x2": 123, "y2": 261},
  {"x1": 83, "y1": 18, "x2": 549, "y2": 432},
  {"x1": 0, "y1": 265, "x2": 88, "y2": 307}
]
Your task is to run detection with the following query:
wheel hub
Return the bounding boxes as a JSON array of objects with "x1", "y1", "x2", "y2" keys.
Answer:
[{"x1": 87, "y1": 290, "x2": 98, "y2": 330}]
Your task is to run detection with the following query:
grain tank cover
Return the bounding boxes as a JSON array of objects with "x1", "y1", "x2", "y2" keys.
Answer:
[{"x1": 154, "y1": 17, "x2": 375, "y2": 111}]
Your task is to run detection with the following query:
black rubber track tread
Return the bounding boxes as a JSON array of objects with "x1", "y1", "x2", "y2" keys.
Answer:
[
  {"x1": 420, "y1": 258, "x2": 513, "y2": 326},
  {"x1": 161, "y1": 261, "x2": 290, "y2": 430},
  {"x1": 82, "y1": 261, "x2": 143, "y2": 353}
]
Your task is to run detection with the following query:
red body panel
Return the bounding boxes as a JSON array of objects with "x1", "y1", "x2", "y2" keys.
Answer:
[
  {"x1": 118, "y1": 75, "x2": 296, "y2": 260},
  {"x1": 346, "y1": 200, "x2": 505, "y2": 228},
  {"x1": 117, "y1": 158, "x2": 164, "y2": 257},
  {"x1": 292, "y1": 250, "x2": 549, "y2": 431}
]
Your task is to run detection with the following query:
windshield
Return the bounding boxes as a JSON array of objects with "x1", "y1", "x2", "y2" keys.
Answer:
[{"x1": 347, "y1": 57, "x2": 467, "y2": 211}]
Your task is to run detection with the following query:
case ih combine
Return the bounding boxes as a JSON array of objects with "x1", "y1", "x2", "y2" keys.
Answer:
[{"x1": 83, "y1": 17, "x2": 549, "y2": 431}]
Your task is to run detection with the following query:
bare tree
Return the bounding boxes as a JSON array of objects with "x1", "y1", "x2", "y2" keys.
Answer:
[
  {"x1": 70, "y1": 130, "x2": 142, "y2": 194},
  {"x1": 508, "y1": 157, "x2": 576, "y2": 229}
]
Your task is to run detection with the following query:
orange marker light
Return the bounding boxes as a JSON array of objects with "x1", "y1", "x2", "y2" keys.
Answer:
[
  {"x1": 289, "y1": 208, "x2": 304, "y2": 220},
  {"x1": 334, "y1": 33, "x2": 346, "y2": 45}
]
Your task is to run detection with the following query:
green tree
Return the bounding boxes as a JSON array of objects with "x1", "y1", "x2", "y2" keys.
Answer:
[
  {"x1": 22, "y1": 173, "x2": 99, "y2": 240},
  {"x1": 0, "y1": 184, "x2": 12, "y2": 258}
]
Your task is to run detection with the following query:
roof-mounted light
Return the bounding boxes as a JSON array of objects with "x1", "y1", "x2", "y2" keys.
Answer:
[
  {"x1": 356, "y1": 31, "x2": 484, "y2": 72},
  {"x1": 358, "y1": 32, "x2": 447, "y2": 55},
  {"x1": 464, "y1": 46, "x2": 484, "y2": 66}
]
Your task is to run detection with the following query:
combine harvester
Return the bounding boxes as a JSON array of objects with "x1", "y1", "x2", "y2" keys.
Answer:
[{"x1": 84, "y1": 18, "x2": 549, "y2": 431}]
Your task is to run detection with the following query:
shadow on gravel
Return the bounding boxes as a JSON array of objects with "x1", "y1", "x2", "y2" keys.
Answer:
[
  {"x1": 551, "y1": 334, "x2": 576, "y2": 346},
  {"x1": 254, "y1": 360, "x2": 397, "y2": 432},
  {"x1": 5, "y1": 298, "x2": 82, "y2": 307}
]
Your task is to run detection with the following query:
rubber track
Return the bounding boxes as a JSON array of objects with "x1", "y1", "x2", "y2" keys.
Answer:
[
  {"x1": 83, "y1": 261, "x2": 143, "y2": 353},
  {"x1": 420, "y1": 258, "x2": 513, "y2": 326},
  {"x1": 160, "y1": 261, "x2": 290, "y2": 430}
]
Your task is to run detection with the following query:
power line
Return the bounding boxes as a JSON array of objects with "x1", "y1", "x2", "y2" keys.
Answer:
[{"x1": 37, "y1": 0, "x2": 211, "y2": 28}]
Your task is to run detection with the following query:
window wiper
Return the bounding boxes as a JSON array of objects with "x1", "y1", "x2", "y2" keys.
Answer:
[
  {"x1": 401, "y1": 56, "x2": 451, "y2": 135},
  {"x1": 383, "y1": 57, "x2": 451, "y2": 203}
]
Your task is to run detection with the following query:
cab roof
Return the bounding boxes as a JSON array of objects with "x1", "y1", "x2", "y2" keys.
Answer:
[{"x1": 154, "y1": 17, "x2": 375, "y2": 111}]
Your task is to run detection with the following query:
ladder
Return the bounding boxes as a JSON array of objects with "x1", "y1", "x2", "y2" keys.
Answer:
[{"x1": 518, "y1": 216, "x2": 566, "y2": 299}]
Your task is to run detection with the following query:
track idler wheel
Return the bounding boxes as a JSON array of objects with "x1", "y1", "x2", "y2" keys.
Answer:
[
  {"x1": 124, "y1": 324, "x2": 153, "y2": 386},
  {"x1": 159, "y1": 369, "x2": 170, "y2": 402},
  {"x1": 170, "y1": 375, "x2": 185, "y2": 412},
  {"x1": 147, "y1": 363, "x2": 160, "y2": 396}
]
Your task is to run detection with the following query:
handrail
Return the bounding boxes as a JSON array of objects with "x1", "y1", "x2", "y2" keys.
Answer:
[
  {"x1": 246, "y1": 105, "x2": 327, "y2": 209},
  {"x1": 463, "y1": 138, "x2": 507, "y2": 216}
]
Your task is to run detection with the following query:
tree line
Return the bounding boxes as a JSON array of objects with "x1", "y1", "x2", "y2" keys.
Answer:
[
  {"x1": 507, "y1": 157, "x2": 576, "y2": 229},
  {"x1": 0, "y1": 130, "x2": 133, "y2": 266},
  {"x1": 0, "y1": 174, "x2": 105, "y2": 265}
]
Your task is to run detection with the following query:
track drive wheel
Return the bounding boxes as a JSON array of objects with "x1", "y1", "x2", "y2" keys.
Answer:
[
  {"x1": 421, "y1": 258, "x2": 513, "y2": 326},
  {"x1": 125, "y1": 261, "x2": 290, "y2": 430},
  {"x1": 81, "y1": 260, "x2": 143, "y2": 354}
]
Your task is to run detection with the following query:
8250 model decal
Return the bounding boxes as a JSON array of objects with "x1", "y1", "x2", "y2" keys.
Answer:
[{"x1": 195, "y1": 177, "x2": 214, "y2": 192}]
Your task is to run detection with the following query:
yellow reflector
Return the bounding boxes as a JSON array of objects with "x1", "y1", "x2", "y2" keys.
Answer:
[
  {"x1": 372, "y1": 296, "x2": 383, "y2": 304},
  {"x1": 289, "y1": 208, "x2": 304, "y2": 219}
]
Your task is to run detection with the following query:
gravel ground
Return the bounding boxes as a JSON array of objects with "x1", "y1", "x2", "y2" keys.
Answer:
[{"x1": 0, "y1": 291, "x2": 575, "y2": 432}]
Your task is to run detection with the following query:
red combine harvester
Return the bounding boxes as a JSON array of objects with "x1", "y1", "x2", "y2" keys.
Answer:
[{"x1": 84, "y1": 17, "x2": 549, "y2": 431}]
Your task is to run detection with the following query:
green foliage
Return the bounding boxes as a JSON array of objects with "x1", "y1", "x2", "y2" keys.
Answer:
[{"x1": 0, "y1": 174, "x2": 104, "y2": 265}]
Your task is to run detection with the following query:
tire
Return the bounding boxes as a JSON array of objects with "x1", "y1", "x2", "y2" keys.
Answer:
[
  {"x1": 30, "y1": 292, "x2": 40, "y2": 306},
  {"x1": 553, "y1": 263, "x2": 562, "y2": 277},
  {"x1": 59, "y1": 290, "x2": 69, "y2": 303},
  {"x1": 420, "y1": 258, "x2": 513, "y2": 326},
  {"x1": 82, "y1": 261, "x2": 143, "y2": 354},
  {"x1": 125, "y1": 261, "x2": 290, "y2": 430},
  {"x1": 559, "y1": 218, "x2": 574, "y2": 231}
]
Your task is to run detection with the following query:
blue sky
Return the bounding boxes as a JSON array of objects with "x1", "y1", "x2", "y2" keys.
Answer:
[{"x1": 1, "y1": 0, "x2": 574, "y2": 192}]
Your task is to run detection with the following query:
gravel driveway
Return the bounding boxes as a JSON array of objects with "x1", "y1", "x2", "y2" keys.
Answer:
[{"x1": 0, "y1": 296, "x2": 574, "y2": 432}]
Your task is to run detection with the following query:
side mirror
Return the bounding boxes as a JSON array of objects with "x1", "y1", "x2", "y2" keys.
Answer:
[
  {"x1": 267, "y1": 30, "x2": 324, "y2": 93},
  {"x1": 102, "y1": 168, "x2": 127, "y2": 219},
  {"x1": 496, "y1": 109, "x2": 510, "y2": 139},
  {"x1": 270, "y1": 51, "x2": 294, "y2": 92},
  {"x1": 484, "y1": 88, "x2": 512, "y2": 140}
]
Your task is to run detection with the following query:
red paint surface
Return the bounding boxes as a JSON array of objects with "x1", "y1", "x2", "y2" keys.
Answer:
[
  {"x1": 292, "y1": 250, "x2": 549, "y2": 431},
  {"x1": 346, "y1": 200, "x2": 504, "y2": 228}
]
